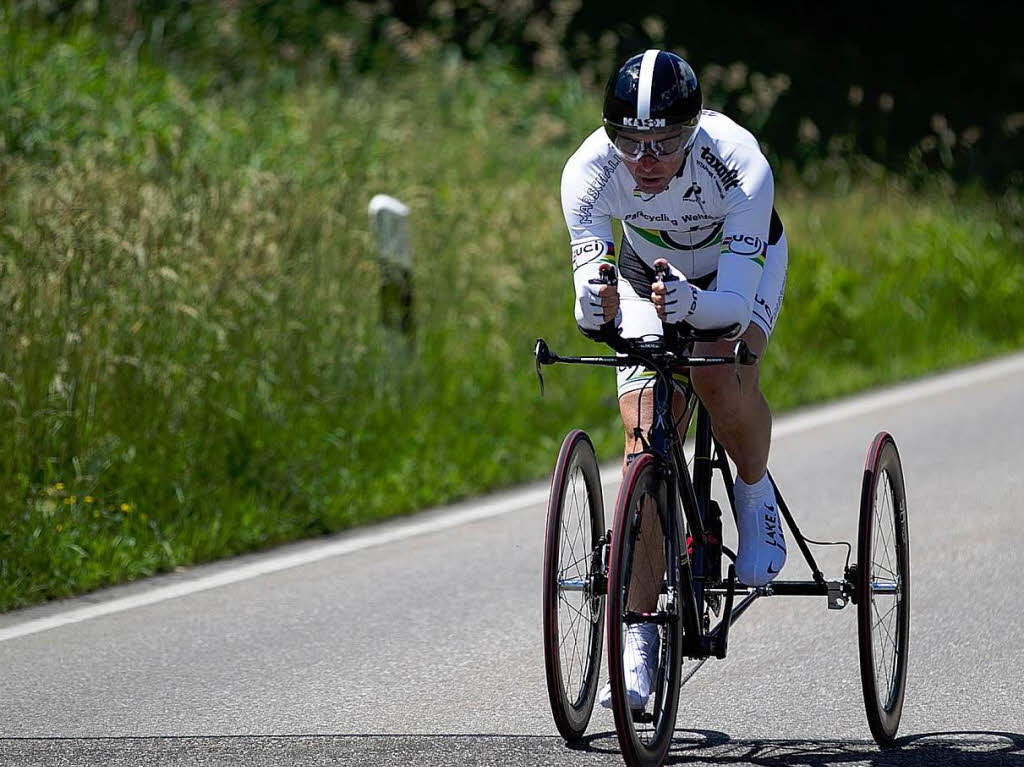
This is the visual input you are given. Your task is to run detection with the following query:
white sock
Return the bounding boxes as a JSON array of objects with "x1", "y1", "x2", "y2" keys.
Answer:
[
  {"x1": 734, "y1": 471, "x2": 773, "y2": 506},
  {"x1": 734, "y1": 471, "x2": 786, "y2": 586}
]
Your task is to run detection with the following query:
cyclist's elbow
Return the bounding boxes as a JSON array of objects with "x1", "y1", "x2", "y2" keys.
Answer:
[
  {"x1": 688, "y1": 289, "x2": 751, "y2": 338},
  {"x1": 722, "y1": 291, "x2": 753, "y2": 338}
]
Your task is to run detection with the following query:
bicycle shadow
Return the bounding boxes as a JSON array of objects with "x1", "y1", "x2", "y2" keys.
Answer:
[{"x1": 574, "y1": 729, "x2": 1024, "y2": 766}]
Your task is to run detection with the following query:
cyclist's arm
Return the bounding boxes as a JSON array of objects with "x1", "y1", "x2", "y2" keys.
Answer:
[
  {"x1": 560, "y1": 148, "x2": 620, "y2": 313},
  {"x1": 676, "y1": 150, "x2": 773, "y2": 336}
]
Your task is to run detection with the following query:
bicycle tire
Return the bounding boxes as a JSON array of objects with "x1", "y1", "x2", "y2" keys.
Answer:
[
  {"x1": 856, "y1": 432, "x2": 910, "y2": 746},
  {"x1": 606, "y1": 452, "x2": 683, "y2": 767},
  {"x1": 543, "y1": 429, "x2": 606, "y2": 742}
]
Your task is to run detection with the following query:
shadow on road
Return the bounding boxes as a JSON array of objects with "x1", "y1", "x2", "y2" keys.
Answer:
[
  {"x1": 3, "y1": 730, "x2": 1021, "y2": 766},
  {"x1": 575, "y1": 729, "x2": 1024, "y2": 766}
]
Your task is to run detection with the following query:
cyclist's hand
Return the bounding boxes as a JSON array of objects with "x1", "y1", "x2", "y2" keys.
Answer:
[
  {"x1": 575, "y1": 280, "x2": 620, "y2": 330},
  {"x1": 651, "y1": 258, "x2": 696, "y2": 324}
]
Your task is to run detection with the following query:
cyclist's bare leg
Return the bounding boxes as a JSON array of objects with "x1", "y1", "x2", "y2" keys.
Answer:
[
  {"x1": 689, "y1": 324, "x2": 770, "y2": 483},
  {"x1": 619, "y1": 388, "x2": 690, "y2": 473},
  {"x1": 618, "y1": 388, "x2": 689, "y2": 611}
]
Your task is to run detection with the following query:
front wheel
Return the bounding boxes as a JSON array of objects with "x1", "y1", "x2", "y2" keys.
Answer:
[
  {"x1": 543, "y1": 430, "x2": 606, "y2": 742},
  {"x1": 606, "y1": 452, "x2": 683, "y2": 767},
  {"x1": 856, "y1": 432, "x2": 910, "y2": 746}
]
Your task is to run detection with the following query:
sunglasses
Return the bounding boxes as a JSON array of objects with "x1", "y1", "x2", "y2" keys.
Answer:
[{"x1": 605, "y1": 122, "x2": 697, "y2": 160}]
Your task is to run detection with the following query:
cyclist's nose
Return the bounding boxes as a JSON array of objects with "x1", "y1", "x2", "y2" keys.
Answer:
[{"x1": 638, "y1": 153, "x2": 659, "y2": 170}]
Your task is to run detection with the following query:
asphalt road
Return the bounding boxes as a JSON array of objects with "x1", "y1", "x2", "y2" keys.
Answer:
[{"x1": 2, "y1": 354, "x2": 1024, "y2": 767}]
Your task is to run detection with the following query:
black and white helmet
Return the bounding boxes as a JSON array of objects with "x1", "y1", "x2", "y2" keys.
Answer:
[{"x1": 603, "y1": 49, "x2": 702, "y2": 153}]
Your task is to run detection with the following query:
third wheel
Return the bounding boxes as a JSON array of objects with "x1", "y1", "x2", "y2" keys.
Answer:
[{"x1": 856, "y1": 431, "x2": 910, "y2": 746}]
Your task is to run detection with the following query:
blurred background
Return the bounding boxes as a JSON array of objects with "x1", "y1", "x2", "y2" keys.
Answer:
[{"x1": 2, "y1": 0, "x2": 1022, "y2": 611}]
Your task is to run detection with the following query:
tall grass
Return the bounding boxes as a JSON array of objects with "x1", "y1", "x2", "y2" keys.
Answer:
[{"x1": 2, "y1": 18, "x2": 1022, "y2": 610}]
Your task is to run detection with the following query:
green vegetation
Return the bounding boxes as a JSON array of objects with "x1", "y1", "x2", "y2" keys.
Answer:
[{"x1": 2, "y1": 13, "x2": 1022, "y2": 611}]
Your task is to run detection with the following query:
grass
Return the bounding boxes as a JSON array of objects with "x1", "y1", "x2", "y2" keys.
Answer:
[{"x1": 1, "y1": 17, "x2": 1022, "y2": 611}]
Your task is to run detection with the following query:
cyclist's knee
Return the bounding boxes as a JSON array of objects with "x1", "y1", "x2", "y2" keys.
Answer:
[
  {"x1": 693, "y1": 326, "x2": 766, "y2": 412},
  {"x1": 692, "y1": 365, "x2": 748, "y2": 421},
  {"x1": 694, "y1": 353, "x2": 763, "y2": 422},
  {"x1": 619, "y1": 390, "x2": 646, "y2": 474},
  {"x1": 617, "y1": 386, "x2": 688, "y2": 473}
]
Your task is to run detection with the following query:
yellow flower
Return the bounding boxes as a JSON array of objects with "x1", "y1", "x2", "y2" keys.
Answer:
[
  {"x1": 120, "y1": 503, "x2": 132, "y2": 512},
  {"x1": 63, "y1": 497, "x2": 73, "y2": 505},
  {"x1": 84, "y1": 496, "x2": 94, "y2": 504},
  {"x1": 56, "y1": 524, "x2": 64, "y2": 532},
  {"x1": 69, "y1": 496, "x2": 77, "y2": 504},
  {"x1": 55, "y1": 482, "x2": 65, "y2": 491}
]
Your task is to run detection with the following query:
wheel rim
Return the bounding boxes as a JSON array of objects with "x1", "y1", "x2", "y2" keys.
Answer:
[
  {"x1": 869, "y1": 467, "x2": 904, "y2": 713},
  {"x1": 556, "y1": 462, "x2": 601, "y2": 710},
  {"x1": 609, "y1": 460, "x2": 680, "y2": 761},
  {"x1": 619, "y1": 491, "x2": 668, "y2": 748},
  {"x1": 857, "y1": 433, "x2": 909, "y2": 745}
]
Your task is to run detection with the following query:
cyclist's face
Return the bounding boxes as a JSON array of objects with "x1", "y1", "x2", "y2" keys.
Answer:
[{"x1": 618, "y1": 130, "x2": 687, "y2": 194}]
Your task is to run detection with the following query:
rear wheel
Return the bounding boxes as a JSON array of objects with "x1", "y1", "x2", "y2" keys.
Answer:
[
  {"x1": 856, "y1": 432, "x2": 910, "y2": 746},
  {"x1": 606, "y1": 452, "x2": 683, "y2": 767},
  {"x1": 543, "y1": 430, "x2": 606, "y2": 742}
]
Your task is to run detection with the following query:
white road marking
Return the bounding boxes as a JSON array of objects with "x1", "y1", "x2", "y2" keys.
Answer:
[
  {"x1": 773, "y1": 351, "x2": 1024, "y2": 439},
  {"x1": 2, "y1": 351, "x2": 1022, "y2": 642}
]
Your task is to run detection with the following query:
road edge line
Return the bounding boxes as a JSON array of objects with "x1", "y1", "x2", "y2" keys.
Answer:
[{"x1": 3, "y1": 350, "x2": 1023, "y2": 641}]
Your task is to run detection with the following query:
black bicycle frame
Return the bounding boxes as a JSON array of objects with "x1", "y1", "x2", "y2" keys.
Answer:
[
  {"x1": 655, "y1": 367, "x2": 848, "y2": 660},
  {"x1": 534, "y1": 333, "x2": 852, "y2": 664}
]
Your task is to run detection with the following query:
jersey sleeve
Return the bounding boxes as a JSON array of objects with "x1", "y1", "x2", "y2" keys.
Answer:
[
  {"x1": 560, "y1": 146, "x2": 621, "y2": 284},
  {"x1": 683, "y1": 147, "x2": 774, "y2": 337},
  {"x1": 716, "y1": 149, "x2": 774, "y2": 309}
]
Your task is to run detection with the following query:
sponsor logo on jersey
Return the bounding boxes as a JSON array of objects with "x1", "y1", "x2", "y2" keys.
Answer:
[
  {"x1": 623, "y1": 210, "x2": 715, "y2": 227},
  {"x1": 754, "y1": 293, "x2": 776, "y2": 325},
  {"x1": 623, "y1": 117, "x2": 666, "y2": 128},
  {"x1": 625, "y1": 211, "x2": 677, "y2": 225},
  {"x1": 686, "y1": 283, "x2": 699, "y2": 316},
  {"x1": 576, "y1": 156, "x2": 623, "y2": 225},
  {"x1": 699, "y1": 146, "x2": 741, "y2": 192},
  {"x1": 625, "y1": 220, "x2": 724, "y2": 252},
  {"x1": 570, "y1": 237, "x2": 615, "y2": 269},
  {"x1": 681, "y1": 182, "x2": 703, "y2": 202},
  {"x1": 722, "y1": 234, "x2": 766, "y2": 265}
]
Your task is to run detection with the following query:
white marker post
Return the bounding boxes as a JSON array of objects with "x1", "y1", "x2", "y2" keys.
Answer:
[{"x1": 368, "y1": 194, "x2": 414, "y2": 338}]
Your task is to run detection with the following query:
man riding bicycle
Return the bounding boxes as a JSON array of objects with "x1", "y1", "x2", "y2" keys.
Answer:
[{"x1": 560, "y1": 49, "x2": 788, "y2": 708}]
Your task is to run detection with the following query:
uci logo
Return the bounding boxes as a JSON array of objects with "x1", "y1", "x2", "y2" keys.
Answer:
[
  {"x1": 571, "y1": 237, "x2": 609, "y2": 268},
  {"x1": 725, "y1": 234, "x2": 765, "y2": 257},
  {"x1": 623, "y1": 117, "x2": 667, "y2": 128}
]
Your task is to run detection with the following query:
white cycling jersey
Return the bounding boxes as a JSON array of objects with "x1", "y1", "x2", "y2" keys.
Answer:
[{"x1": 561, "y1": 110, "x2": 783, "y2": 337}]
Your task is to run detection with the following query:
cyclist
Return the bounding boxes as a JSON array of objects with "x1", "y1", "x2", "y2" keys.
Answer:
[{"x1": 560, "y1": 50, "x2": 788, "y2": 709}]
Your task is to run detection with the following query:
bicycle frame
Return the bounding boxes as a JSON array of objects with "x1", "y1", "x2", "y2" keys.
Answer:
[
  {"x1": 534, "y1": 332, "x2": 857, "y2": 666},
  {"x1": 538, "y1": 323, "x2": 910, "y2": 751}
]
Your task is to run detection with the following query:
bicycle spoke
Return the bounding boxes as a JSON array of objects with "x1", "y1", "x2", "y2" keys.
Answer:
[
  {"x1": 877, "y1": 475, "x2": 897, "y2": 581},
  {"x1": 872, "y1": 602, "x2": 899, "y2": 635},
  {"x1": 871, "y1": 561, "x2": 899, "y2": 580},
  {"x1": 561, "y1": 476, "x2": 584, "y2": 575},
  {"x1": 560, "y1": 596, "x2": 585, "y2": 693},
  {"x1": 569, "y1": 472, "x2": 589, "y2": 579},
  {"x1": 558, "y1": 552, "x2": 592, "y2": 579},
  {"x1": 558, "y1": 592, "x2": 592, "y2": 627}
]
